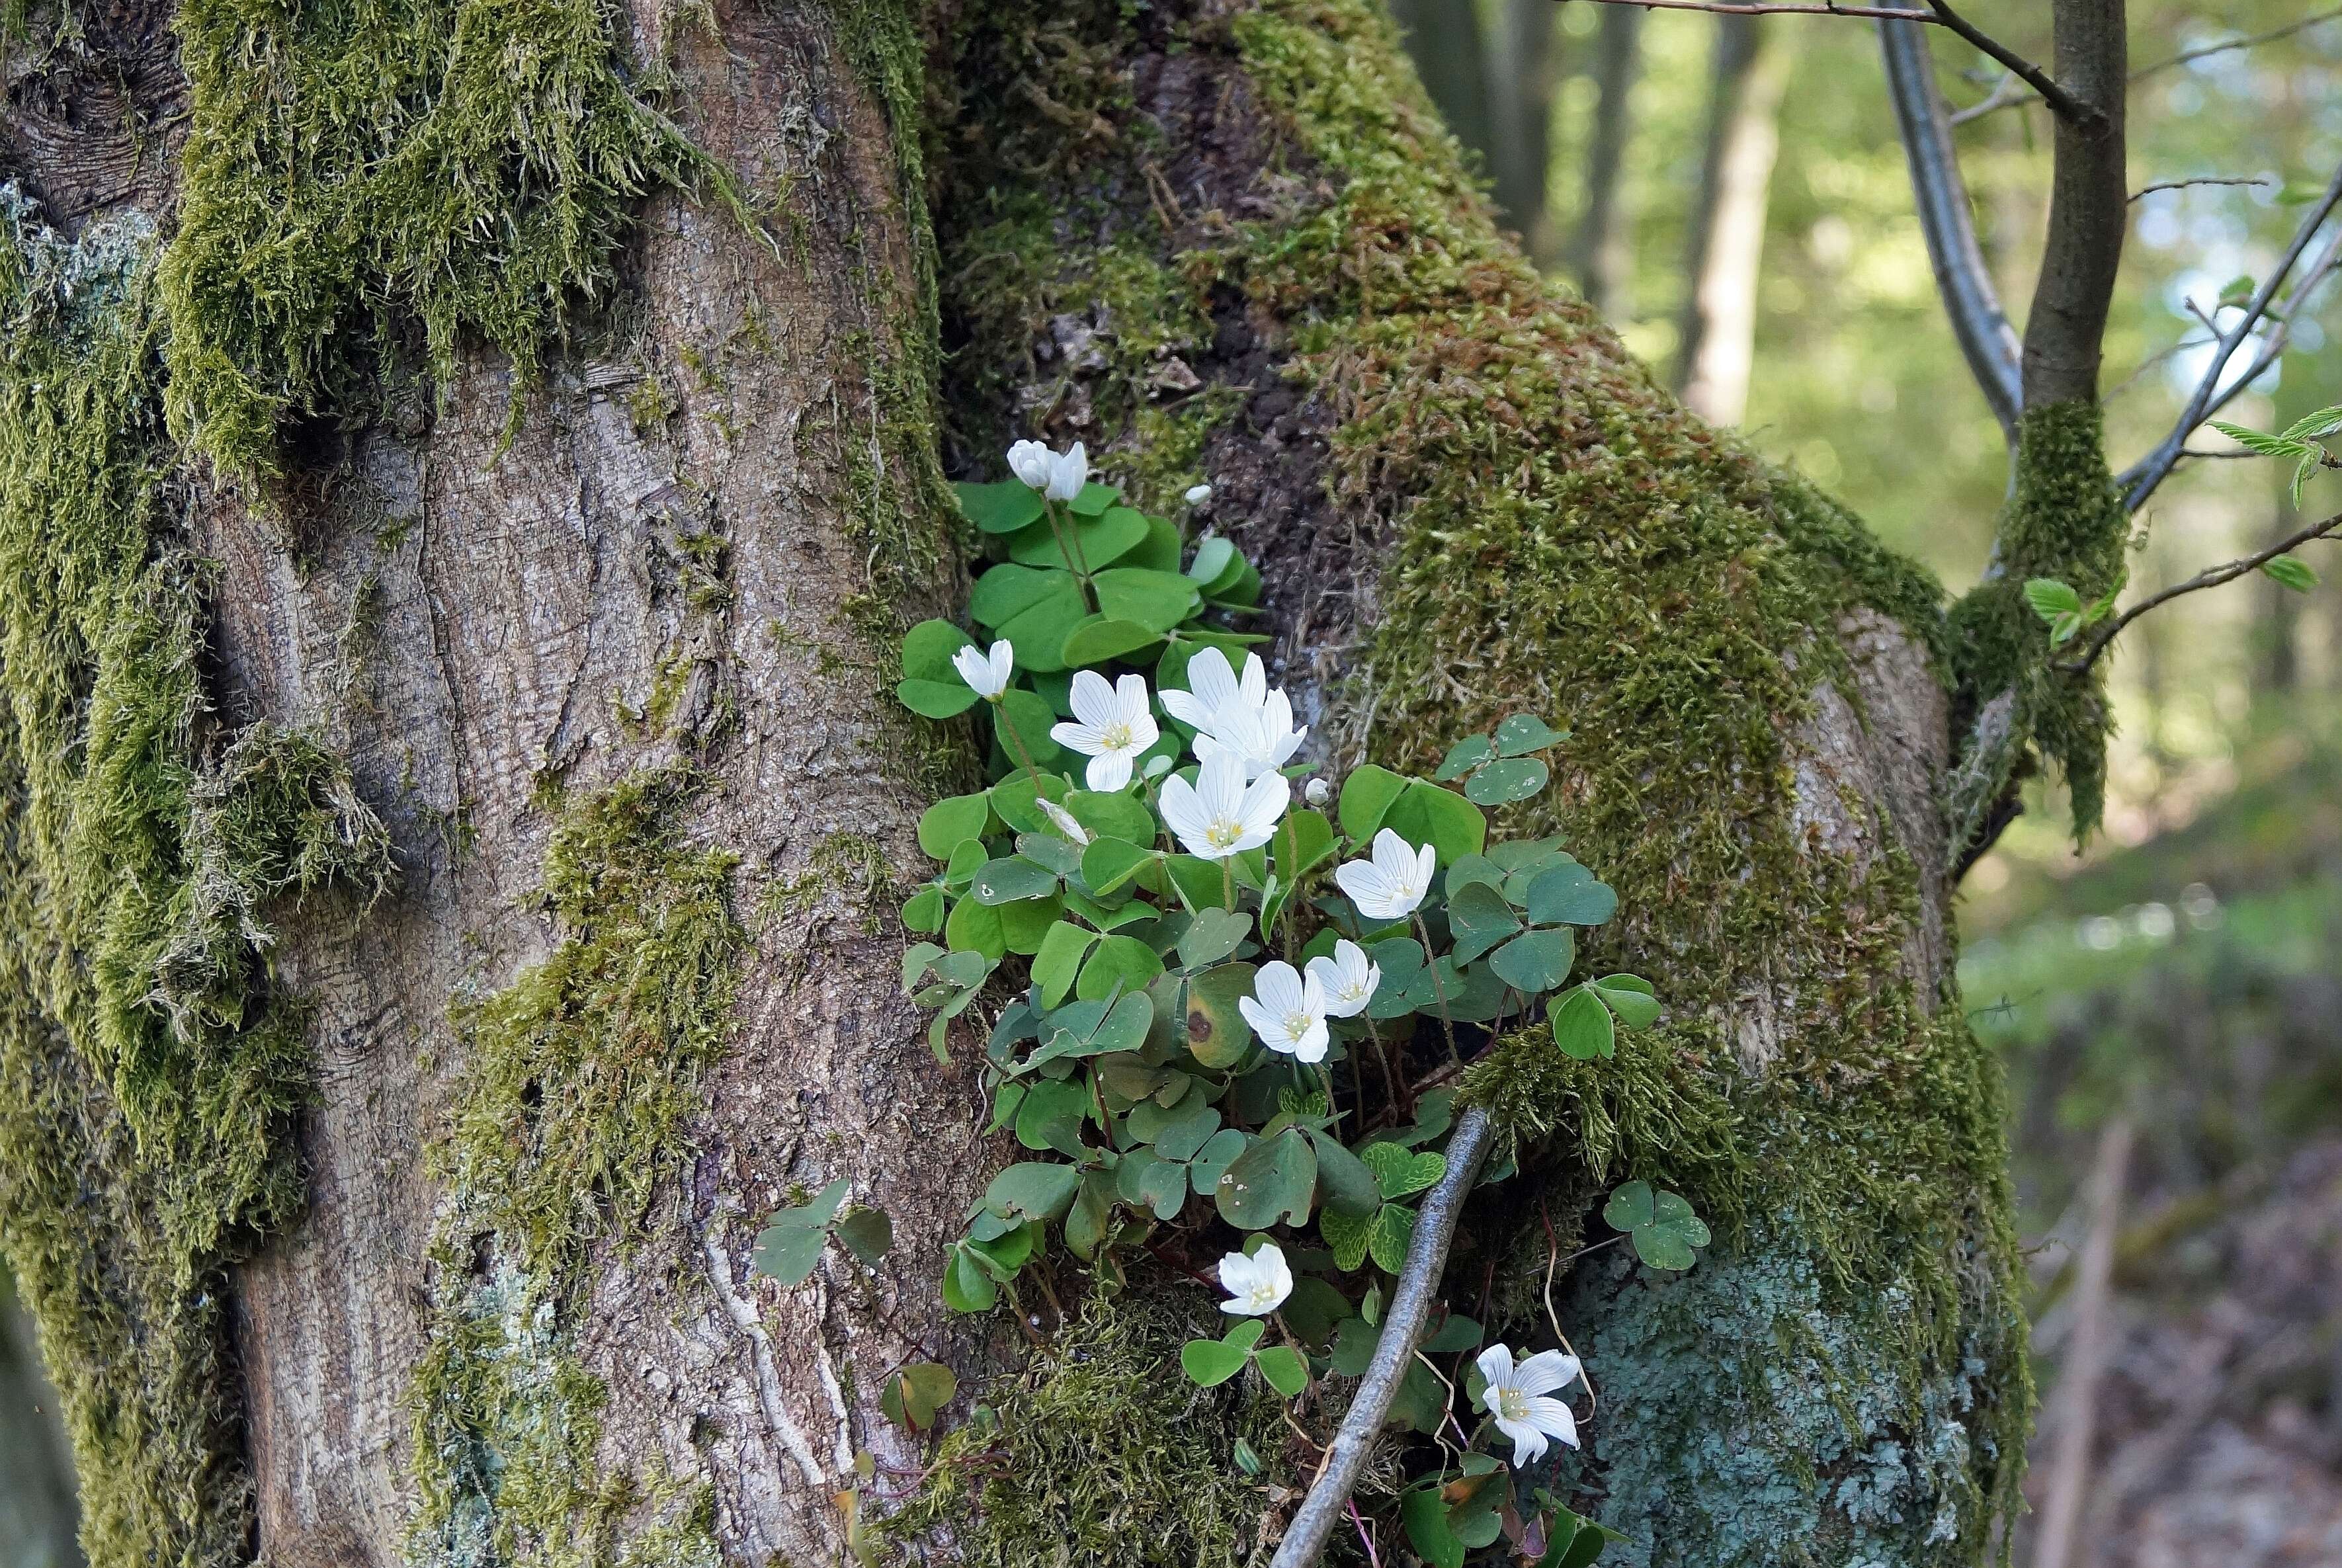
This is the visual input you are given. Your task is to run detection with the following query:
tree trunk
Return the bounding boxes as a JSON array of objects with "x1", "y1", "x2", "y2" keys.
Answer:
[
  {"x1": 1563, "y1": 0, "x2": 1645, "y2": 318},
  {"x1": 1484, "y1": 0, "x2": 1565, "y2": 265},
  {"x1": 1672, "y1": 5, "x2": 1790, "y2": 426},
  {"x1": 0, "y1": 3, "x2": 2028, "y2": 1568}
]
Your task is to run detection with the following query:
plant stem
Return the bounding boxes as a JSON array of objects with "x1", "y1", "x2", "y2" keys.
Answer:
[
  {"x1": 989, "y1": 695, "x2": 1045, "y2": 780},
  {"x1": 1413, "y1": 911, "x2": 1461, "y2": 1065}
]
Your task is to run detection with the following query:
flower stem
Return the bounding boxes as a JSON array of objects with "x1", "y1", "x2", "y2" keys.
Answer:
[
  {"x1": 1043, "y1": 499, "x2": 1097, "y2": 606},
  {"x1": 989, "y1": 694, "x2": 1045, "y2": 780},
  {"x1": 1413, "y1": 911, "x2": 1460, "y2": 1065}
]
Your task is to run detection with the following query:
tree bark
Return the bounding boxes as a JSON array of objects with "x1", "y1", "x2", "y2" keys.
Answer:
[
  {"x1": 0, "y1": 3, "x2": 2030, "y2": 1567},
  {"x1": 1564, "y1": 1, "x2": 1646, "y2": 317},
  {"x1": 1672, "y1": 4, "x2": 1790, "y2": 425},
  {"x1": 1485, "y1": 0, "x2": 1565, "y2": 265}
]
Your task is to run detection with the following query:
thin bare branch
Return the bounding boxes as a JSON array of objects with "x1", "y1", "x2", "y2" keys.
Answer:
[
  {"x1": 1270, "y1": 1106, "x2": 1495, "y2": 1568},
  {"x1": 2063, "y1": 509, "x2": 2342, "y2": 675},
  {"x1": 1571, "y1": 0, "x2": 2086, "y2": 121},
  {"x1": 1954, "y1": 7, "x2": 2342, "y2": 122},
  {"x1": 2128, "y1": 175, "x2": 2275, "y2": 204},
  {"x1": 1878, "y1": 0, "x2": 2023, "y2": 440},
  {"x1": 2118, "y1": 163, "x2": 2342, "y2": 509}
]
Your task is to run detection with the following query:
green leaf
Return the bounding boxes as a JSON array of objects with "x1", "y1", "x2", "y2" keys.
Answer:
[
  {"x1": 1060, "y1": 617, "x2": 1164, "y2": 667},
  {"x1": 1363, "y1": 937, "x2": 1426, "y2": 1018},
  {"x1": 1587, "y1": 973, "x2": 1660, "y2": 1028},
  {"x1": 2279, "y1": 405, "x2": 2342, "y2": 442},
  {"x1": 1318, "y1": 1203, "x2": 1373, "y2": 1271},
  {"x1": 1464, "y1": 756, "x2": 1548, "y2": 805},
  {"x1": 1443, "y1": 882, "x2": 1519, "y2": 966},
  {"x1": 1421, "y1": 1313, "x2": 1482, "y2": 1353},
  {"x1": 1603, "y1": 1180, "x2": 1710, "y2": 1270},
  {"x1": 1308, "y1": 1128, "x2": 1384, "y2": 1217},
  {"x1": 878, "y1": 1362, "x2": 957, "y2": 1430},
  {"x1": 1360, "y1": 1142, "x2": 1444, "y2": 1200},
  {"x1": 1064, "y1": 789, "x2": 1155, "y2": 845},
  {"x1": 2294, "y1": 450, "x2": 2320, "y2": 508},
  {"x1": 2208, "y1": 420, "x2": 2314, "y2": 460},
  {"x1": 896, "y1": 678, "x2": 981, "y2": 719},
  {"x1": 942, "y1": 1243, "x2": 1000, "y2": 1312},
  {"x1": 1401, "y1": 1487, "x2": 1467, "y2": 1568},
  {"x1": 1079, "y1": 837, "x2": 1156, "y2": 897},
  {"x1": 1177, "y1": 908, "x2": 1253, "y2": 970},
  {"x1": 1272, "y1": 809, "x2": 1339, "y2": 884},
  {"x1": 1066, "y1": 481, "x2": 1119, "y2": 516},
  {"x1": 1551, "y1": 986, "x2": 1616, "y2": 1060},
  {"x1": 993, "y1": 688, "x2": 1063, "y2": 766},
  {"x1": 1187, "y1": 534, "x2": 1237, "y2": 584},
  {"x1": 1189, "y1": 1126, "x2": 1247, "y2": 1196},
  {"x1": 1181, "y1": 1336, "x2": 1251, "y2": 1387},
  {"x1": 917, "y1": 794, "x2": 992, "y2": 858},
  {"x1": 1435, "y1": 733, "x2": 1494, "y2": 781},
  {"x1": 1183, "y1": 964, "x2": 1256, "y2": 1067},
  {"x1": 1255, "y1": 1345, "x2": 1309, "y2": 1398},
  {"x1": 1488, "y1": 927, "x2": 1576, "y2": 993},
  {"x1": 752, "y1": 1224, "x2": 828, "y2": 1286},
  {"x1": 1093, "y1": 567, "x2": 1202, "y2": 633},
  {"x1": 1366, "y1": 1203, "x2": 1417, "y2": 1272},
  {"x1": 1016, "y1": 831, "x2": 1083, "y2": 877},
  {"x1": 972, "y1": 856, "x2": 1060, "y2": 905},
  {"x1": 2263, "y1": 554, "x2": 2320, "y2": 592},
  {"x1": 2022, "y1": 577, "x2": 2082, "y2": 623},
  {"x1": 1012, "y1": 1078, "x2": 1091, "y2": 1153},
  {"x1": 955, "y1": 479, "x2": 1044, "y2": 534},
  {"x1": 1006, "y1": 505, "x2": 1150, "y2": 569},
  {"x1": 1026, "y1": 992, "x2": 1153, "y2": 1069},
  {"x1": 1075, "y1": 936, "x2": 1163, "y2": 1002},
  {"x1": 899, "y1": 618, "x2": 977, "y2": 681},
  {"x1": 2216, "y1": 274, "x2": 2257, "y2": 307},
  {"x1": 987, "y1": 770, "x2": 1070, "y2": 833},
  {"x1": 900, "y1": 885, "x2": 944, "y2": 933},
  {"x1": 835, "y1": 1206, "x2": 893, "y2": 1266},
  {"x1": 1526, "y1": 862, "x2": 1618, "y2": 927},
  {"x1": 983, "y1": 1162, "x2": 1083, "y2": 1223},
  {"x1": 1336, "y1": 763, "x2": 1409, "y2": 841},
  {"x1": 1214, "y1": 1128, "x2": 1317, "y2": 1229},
  {"x1": 1031, "y1": 921, "x2": 1097, "y2": 1009},
  {"x1": 968, "y1": 563, "x2": 1065, "y2": 627},
  {"x1": 1382, "y1": 780, "x2": 1487, "y2": 864},
  {"x1": 1495, "y1": 713, "x2": 1568, "y2": 755}
]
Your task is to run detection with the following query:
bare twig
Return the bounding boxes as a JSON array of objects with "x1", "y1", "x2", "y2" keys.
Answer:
[
  {"x1": 2030, "y1": 1116, "x2": 2132, "y2": 1568},
  {"x1": 1269, "y1": 1106, "x2": 1495, "y2": 1568},
  {"x1": 1572, "y1": 0, "x2": 2085, "y2": 122},
  {"x1": 2129, "y1": 175, "x2": 2275, "y2": 204},
  {"x1": 1879, "y1": 0, "x2": 2023, "y2": 440},
  {"x1": 2118, "y1": 163, "x2": 2342, "y2": 510},
  {"x1": 2063, "y1": 508, "x2": 2342, "y2": 675},
  {"x1": 1954, "y1": 6, "x2": 2342, "y2": 122}
]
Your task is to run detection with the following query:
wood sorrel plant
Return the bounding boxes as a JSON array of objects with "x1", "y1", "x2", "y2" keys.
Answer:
[{"x1": 759, "y1": 442, "x2": 1712, "y2": 1561}]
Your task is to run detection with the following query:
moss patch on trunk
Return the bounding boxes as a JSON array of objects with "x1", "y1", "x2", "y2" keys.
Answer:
[{"x1": 0, "y1": 190, "x2": 394, "y2": 1568}]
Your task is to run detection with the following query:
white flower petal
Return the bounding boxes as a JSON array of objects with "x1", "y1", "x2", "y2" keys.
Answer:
[
  {"x1": 1085, "y1": 751, "x2": 1134, "y2": 792},
  {"x1": 1497, "y1": 1415, "x2": 1550, "y2": 1469},
  {"x1": 1475, "y1": 1344, "x2": 1516, "y2": 1393},
  {"x1": 1068, "y1": 669, "x2": 1116, "y2": 728},
  {"x1": 1185, "y1": 648, "x2": 1241, "y2": 716},
  {"x1": 1511, "y1": 1350, "x2": 1581, "y2": 1398},
  {"x1": 1050, "y1": 720, "x2": 1107, "y2": 757},
  {"x1": 1161, "y1": 688, "x2": 1216, "y2": 731},
  {"x1": 1185, "y1": 483, "x2": 1213, "y2": 505},
  {"x1": 1007, "y1": 440, "x2": 1054, "y2": 491},
  {"x1": 1520, "y1": 1395, "x2": 1579, "y2": 1450}
]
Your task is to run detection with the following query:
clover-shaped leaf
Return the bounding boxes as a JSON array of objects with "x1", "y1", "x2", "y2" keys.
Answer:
[
  {"x1": 878, "y1": 1362, "x2": 957, "y2": 1430},
  {"x1": 1360, "y1": 1141, "x2": 1444, "y2": 1200},
  {"x1": 1602, "y1": 1180, "x2": 1710, "y2": 1270},
  {"x1": 752, "y1": 1180, "x2": 851, "y2": 1286}
]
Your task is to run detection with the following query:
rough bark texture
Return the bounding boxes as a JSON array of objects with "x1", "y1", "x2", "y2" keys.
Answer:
[{"x1": 0, "y1": 1, "x2": 2031, "y2": 1567}]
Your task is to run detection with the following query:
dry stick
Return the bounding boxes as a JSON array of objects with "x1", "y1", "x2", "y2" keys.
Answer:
[
  {"x1": 2128, "y1": 175, "x2": 2275, "y2": 204},
  {"x1": 2030, "y1": 1116, "x2": 2134, "y2": 1568},
  {"x1": 1269, "y1": 1105, "x2": 1497, "y2": 1568},
  {"x1": 2063, "y1": 508, "x2": 2342, "y2": 676},
  {"x1": 2118, "y1": 161, "x2": 2342, "y2": 511}
]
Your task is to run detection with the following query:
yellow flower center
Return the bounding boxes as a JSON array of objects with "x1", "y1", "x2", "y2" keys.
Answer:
[
  {"x1": 1204, "y1": 819, "x2": 1243, "y2": 850},
  {"x1": 1495, "y1": 1387, "x2": 1531, "y2": 1422},
  {"x1": 1099, "y1": 722, "x2": 1133, "y2": 750}
]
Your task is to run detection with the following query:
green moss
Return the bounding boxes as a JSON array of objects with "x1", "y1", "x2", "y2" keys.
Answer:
[
  {"x1": 161, "y1": 0, "x2": 731, "y2": 474},
  {"x1": 1945, "y1": 400, "x2": 2130, "y2": 852},
  {"x1": 882, "y1": 1296, "x2": 1284, "y2": 1567},
  {"x1": 929, "y1": 0, "x2": 2024, "y2": 1558},
  {"x1": 0, "y1": 191, "x2": 394, "y2": 1568},
  {"x1": 409, "y1": 764, "x2": 741, "y2": 1567}
]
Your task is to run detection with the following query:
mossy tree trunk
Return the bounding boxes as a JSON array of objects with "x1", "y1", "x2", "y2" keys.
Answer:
[{"x1": 0, "y1": 2, "x2": 2037, "y2": 1567}]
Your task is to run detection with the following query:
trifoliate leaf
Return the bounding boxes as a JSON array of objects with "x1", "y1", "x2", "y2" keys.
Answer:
[
  {"x1": 993, "y1": 688, "x2": 1064, "y2": 766},
  {"x1": 1401, "y1": 1487, "x2": 1467, "y2": 1568},
  {"x1": 1525, "y1": 862, "x2": 1618, "y2": 927},
  {"x1": 1551, "y1": 985, "x2": 1616, "y2": 1060},
  {"x1": 1093, "y1": 567, "x2": 1202, "y2": 633},
  {"x1": 1435, "y1": 733, "x2": 1495, "y2": 781},
  {"x1": 1177, "y1": 908, "x2": 1253, "y2": 970},
  {"x1": 1446, "y1": 882, "x2": 1522, "y2": 964},
  {"x1": 1307, "y1": 1128, "x2": 1383, "y2": 1218},
  {"x1": 1488, "y1": 926, "x2": 1575, "y2": 993},
  {"x1": 1005, "y1": 505, "x2": 1150, "y2": 569},
  {"x1": 1494, "y1": 713, "x2": 1568, "y2": 755},
  {"x1": 899, "y1": 617, "x2": 977, "y2": 681},
  {"x1": 1360, "y1": 1141, "x2": 1445, "y2": 1200},
  {"x1": 835, "y1": 1206, "x2": 893, "y2": 1266},
  {"x1": 1015, "y1": 832, "x2": 1083, "y2": 876},
  {"x1": 1075, "y1": 935, "x2": 1163, "y2": 1002},
  {"x1": 900, "y1": 885, "x2": 944, "y2": 933},
  {"x1": 941, "y1": 1243, "x2": 999, "y2": 1312},
  {"x1": 1421, "y1": 1313, "x2": 1482, "y2": 1353},
  {"x1": 1587, "y1": 973, "x2": 1661, "y2": 1028},
  {"x1": 1066, "y1": 481, "x2": 1119, "y2": 516},
  {"x1": 972, "y1": 856, "x2": 1060, "y2": 905},
  {"x1": 1318, "y1": 1203, "x2": 1373, "y2": 1272},
  {"x1": 1060, "y1": 616, "x2": 1164, "y2": 667},
  {"x1": 1215, "y1": 1128, "x2": 1317, "y2": 1229},
  {"x1": 896, "y1": 678, "x2": 981, "y2": 718},
  {"x1": 1011, "y1": 1078, "x2": 1090, "y2": 1153},
  {"x1": 954, "y1": 479, "x2": 1045, "y2": 534},
  {"x1": 752, "y1": 1225, "x2": 827, "y2": 1286},
  {"x1": 983, "y1": 1162, "x2": 1083, "y2": 1223},
  {"x1": 1255, "y1": 1345, "x2": 1309, "y2": 1398},
  {"x1": 2263, "y1": 553, "x2": 2320, "y2": 592},
  {"x1": 1382, "y1": 780, "x2": 1487, "y2": 864},
  {"x1": 878, "y1": 1362, "x2": 957, "y2": 1429},
  {"x1": 1464, "y1": 756, "x2": 1548, "y2": 805},
  {"x1": 1189, "y1": 1126, "x2": 1247, "y2": 1196},
  {"x1": 1181, "y1": 1337, "x2": 1249, "y2": 1387},
  {"x1": 1335, "y1": 763, "x2": 1409, "y2": 841},
  {"x1": 1183, "y1": 964, "x2": 1257, "y2": 1069},
  {"x1": 1186, "y1": 534, "x2": 1237, "y2": 584},
  {"x1": 1603, "y1": 1180, "x2": 1710, "y2": 1270},
  {"x1": 917, "y1": 794, "x2": 991, "y2": 858}
]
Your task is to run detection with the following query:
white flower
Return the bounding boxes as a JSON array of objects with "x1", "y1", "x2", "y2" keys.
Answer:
[
  {"x1": 1306, "y1": 939, "x2": 1380, "y2": 1018},
  {"x1": 1046, "y1": 441, "x2": 1089, "y2": 502},
  {"x1": 1159, "y1": 646, "x2": 1267, "y2": 734},
  {"x1": 1239, "y1": 961, "x2": 1329, "y2": 1063},
  {"x1": 1473, "y1": 1344, "x2": 1581, "y2": 1468},
  {"x1": 1304, "y1": 778, "x2": 1330, "y2": 806},
  {"x1": 951, "y1": 639, "x2": 1013, "y2": 700},
  {"x1": 1157, "y1": 754, "x2": 1288, "y2": 861},
  {"x1": 1335, "y1": 829, "x2": 1437, "y2": 922},
  {"x1": 1050, "y1": 671, "x2": 1159, "y2": 792},
  {"x1": 1036, "y1": 798, "x2": 1091, "y2": 845},
  {"x1": 1193, "y1": 686, "x2": 1306, "y2": 781},
  {"x1": 1217, "y1": 1241, "x2": 1293, "y2": 1316},
  {"x1": 1185, "y1": 483, "x2": 1213, "y2": 506},
  {"x1": 1007, "y1": 440, "x2": 1054, "y2": 491}
]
